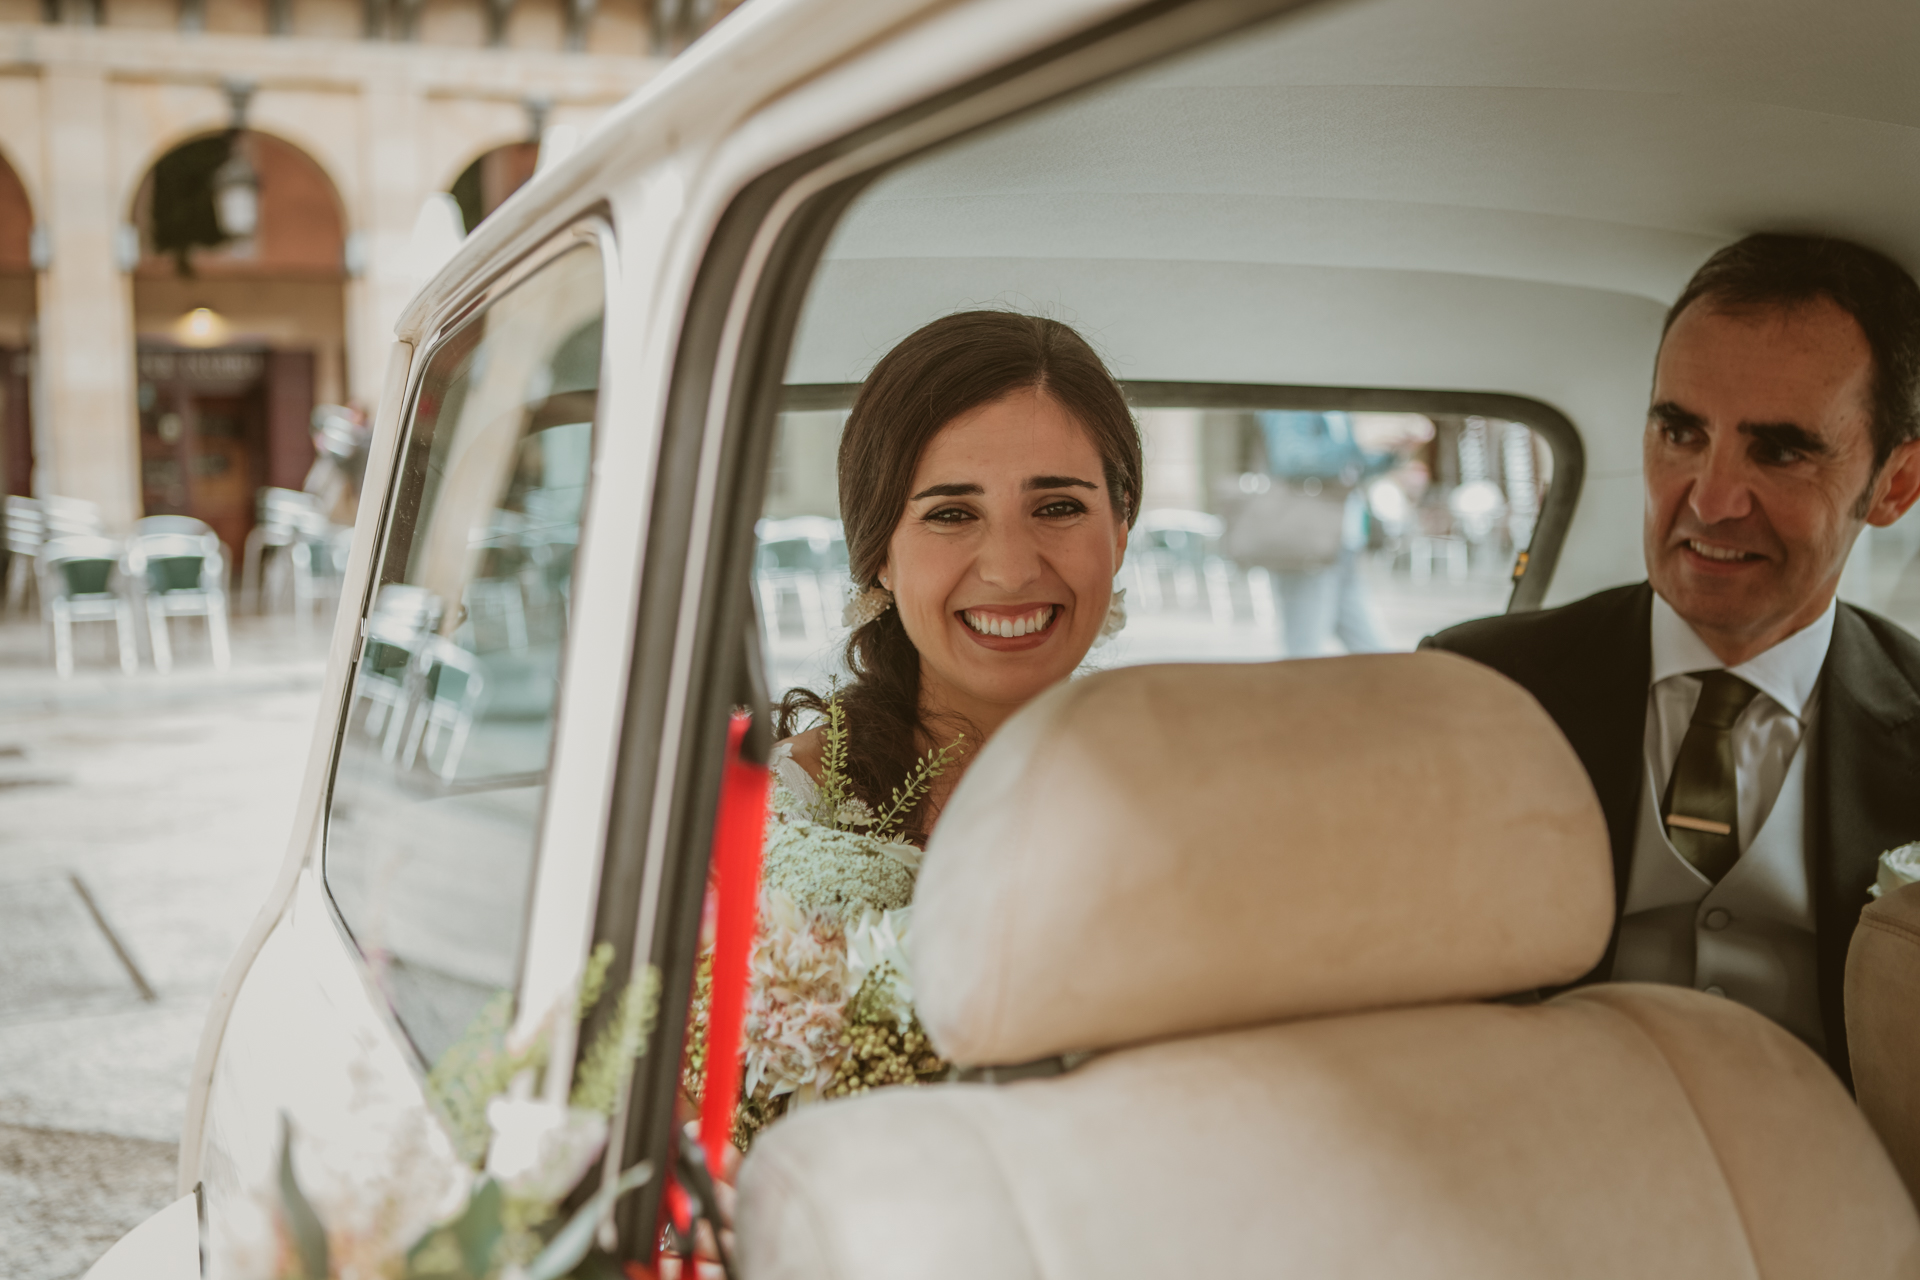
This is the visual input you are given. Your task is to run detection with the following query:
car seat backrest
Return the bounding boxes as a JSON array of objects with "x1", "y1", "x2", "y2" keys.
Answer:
[
  {"x1": 738, "y1": 654, "x2": 1920, "y2": 1280},
  {"x1": 912, "y1": 650, "x2": 1613, "y2": 1065},
  {"x1": 1848, "y1": 878, "x2": 1920, "y2": 1205}
]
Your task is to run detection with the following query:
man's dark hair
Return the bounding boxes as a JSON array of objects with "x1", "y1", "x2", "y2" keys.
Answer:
[{"x1": 1664, "y1": 233, "x2": 1920, "y2": 470}]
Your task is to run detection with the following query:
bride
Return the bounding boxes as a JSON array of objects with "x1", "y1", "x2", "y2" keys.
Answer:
[
  {"x1": 771, "y1": 308, "x2": 1143, "y2": 835},
  {"x1": 685, "y1": 309, "x2": 1142, "y2": 1183}
]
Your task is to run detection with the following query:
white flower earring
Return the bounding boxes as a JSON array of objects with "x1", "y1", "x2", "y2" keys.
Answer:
[
  {"x1": 1095, "y1": 586, "x2": 1128, "y2": 646},
  {"x1": 844, "y1": 580, "x2": 895, "y2": 629}
]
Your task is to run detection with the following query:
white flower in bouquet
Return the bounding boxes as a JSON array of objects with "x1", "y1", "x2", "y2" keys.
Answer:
[
  {"x1": 742, "y1": 889, "x2": 853, "y2": 1101},
  {"x1": 761, "y1": 817, "x2": 920, "y2": 917},
  {"x1": 482, "y1": 1095, "x2": 609, "y2": 1205},
  {"x1": 1872, "y1": 842, "x2": 1920, "y2": 899},
  {"x1": 256, "y1": 944, "x2": 661, "y2": 1280},
  {"x1": 845, "y1": 906, "x2": 918, "y2": 1031}
]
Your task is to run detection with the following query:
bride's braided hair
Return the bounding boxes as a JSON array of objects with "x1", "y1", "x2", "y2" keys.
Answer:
[{"x1": 775, "y1": 310, "x2": 1142, "y2": 843}]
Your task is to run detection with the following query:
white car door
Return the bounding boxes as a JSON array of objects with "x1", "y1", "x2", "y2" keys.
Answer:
[{"x1": 181, "y1": 222, "x2": 628, "y2": 1277}]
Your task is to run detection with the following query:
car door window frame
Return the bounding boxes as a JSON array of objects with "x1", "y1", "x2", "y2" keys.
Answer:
[{"x1": 317, "y1": 214, "x2": 618, "y2": 1070}]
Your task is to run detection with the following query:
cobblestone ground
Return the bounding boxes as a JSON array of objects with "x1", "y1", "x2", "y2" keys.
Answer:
[{"x1": 0, "y1": 612, "x2": 330, "y2": 1279}]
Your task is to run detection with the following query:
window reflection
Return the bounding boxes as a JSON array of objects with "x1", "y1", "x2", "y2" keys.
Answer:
[{"x1": 325, "y1": 245, "x2": 603, "y2": 1064}]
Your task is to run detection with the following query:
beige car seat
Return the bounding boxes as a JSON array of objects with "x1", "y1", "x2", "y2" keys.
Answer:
[
  {"x1": 737, "y1": 654, "x2": 1920, "y2": 1279},
  {"x1": 1849, "y1": 878, "x2": 1920, "y2": 1205}
]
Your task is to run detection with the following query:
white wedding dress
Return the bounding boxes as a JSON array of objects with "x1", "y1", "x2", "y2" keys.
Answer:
[{"x1": 767, "y1": 740, "x2": 822, "y2": 822}]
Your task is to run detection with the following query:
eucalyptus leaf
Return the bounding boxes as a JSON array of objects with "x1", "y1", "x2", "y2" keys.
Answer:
[
  {"x1": 452, "y1": 1176, "x2": 505, "y2": 1276},
  {"x1": 523, "y1": 1161, "x2": 653, "y2": 1280},
  {"x1": 277, "y1": 1113, "x2": 330, "y2": 1280}
]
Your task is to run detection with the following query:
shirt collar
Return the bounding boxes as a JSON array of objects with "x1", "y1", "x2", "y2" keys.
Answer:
[{"x1": 1649, "y1": 592, "x2": 1836, "y2": 720}]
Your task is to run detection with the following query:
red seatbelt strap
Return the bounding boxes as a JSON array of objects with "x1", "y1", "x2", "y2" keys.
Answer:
[{"x1": 697, "y1": 710, "x2": 769, "y2": 1177}]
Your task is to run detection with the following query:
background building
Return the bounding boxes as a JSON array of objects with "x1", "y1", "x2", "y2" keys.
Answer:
[{"x1": 0, "y1": 0, "x2": 726, "y2": 550}]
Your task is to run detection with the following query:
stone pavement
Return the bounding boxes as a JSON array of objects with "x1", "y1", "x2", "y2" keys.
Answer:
[{"x1": 0, "y1": 611, "x2": 332, "y2": 1279}]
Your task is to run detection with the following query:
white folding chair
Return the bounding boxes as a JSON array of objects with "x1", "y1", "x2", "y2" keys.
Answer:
[
  {"x1": 40, "y1": 495, "x2": 103, "y2": 538},
  {"x1": 3, "y1": 494, "x2": 44, "y2": 616},
  {"x1": 351, "y1": 584, "x2": 443, "y2": 756},
  {"x1": 244, "y1": 487, "x2": 320, "y2": 614},
  {"x1": 126, "y1": 528, "x2": 231, "y2": 674},
  {"x1": 37, "y1": 535, "x2": 136, "y2": 678},
  {"x1": 399, "y1": 636, "x2": 488, "y2": 782}
]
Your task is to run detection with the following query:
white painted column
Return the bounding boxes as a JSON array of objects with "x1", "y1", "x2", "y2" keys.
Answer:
[
  {"x1": 36, "y1": 65, "x2": 139, "y2": 528},
  {"x1": 346, "y1": 71, "x2": 432, "y2": 412}
]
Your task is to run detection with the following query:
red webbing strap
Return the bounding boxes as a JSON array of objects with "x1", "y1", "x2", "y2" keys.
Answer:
[{"x1": 698, "y1": 711, "x2": 769, "y2": 1177}]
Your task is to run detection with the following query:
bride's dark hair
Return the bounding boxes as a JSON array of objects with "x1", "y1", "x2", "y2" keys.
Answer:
[{"x1": 774, "y1": 310, "x2": 1142, "y2": 842}]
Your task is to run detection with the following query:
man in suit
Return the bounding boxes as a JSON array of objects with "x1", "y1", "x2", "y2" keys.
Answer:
[{"x1": 1428, "y1": 233, "x2": 1920, "y2": 1085}]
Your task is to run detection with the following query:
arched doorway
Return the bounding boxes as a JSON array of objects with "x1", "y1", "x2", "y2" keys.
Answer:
[
  {"x1": 450, "y1": 141, "x2": 539, "y2": 234},
  {"x1": 129, "y1": 130, "x2": 347, "y2": 557},
  {"x1": 0, "y1": 151, "x2": 34, "y2": 503}
]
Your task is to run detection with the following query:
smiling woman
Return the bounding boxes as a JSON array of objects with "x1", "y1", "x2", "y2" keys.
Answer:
[
  {"x1": 675, "y1": 312, "x2": 1143, "y2": 1170},
  {"x1": 773, "y1": 310, "x2": 1141, "y2": 843}
]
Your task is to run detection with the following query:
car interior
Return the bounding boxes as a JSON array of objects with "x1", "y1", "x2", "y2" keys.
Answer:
[
  {"x1": 703, "y1": 0, "x2": 1920, "y2": 1269},
  {"x1": 735, "y1": 655, "x2": 1920, "y2": 1277}
]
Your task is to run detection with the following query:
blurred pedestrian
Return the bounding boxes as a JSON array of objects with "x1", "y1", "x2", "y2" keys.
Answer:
[{"x1": 1252, "y1": 410, "x2": 1390, "y2": 656}]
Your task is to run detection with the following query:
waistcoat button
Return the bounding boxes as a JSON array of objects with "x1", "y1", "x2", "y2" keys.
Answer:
[
  {"x1": 1704, "y1": 984, "x2": 1726, "y2": 996},
  {"x1": 1703, "y1": 908, "x2": 1731, "y2": 931}
]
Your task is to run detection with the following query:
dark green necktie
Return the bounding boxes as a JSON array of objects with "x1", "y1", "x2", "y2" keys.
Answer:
[{"x1": 1660, "y1": 670, "x2": 1760, "y2": 883}]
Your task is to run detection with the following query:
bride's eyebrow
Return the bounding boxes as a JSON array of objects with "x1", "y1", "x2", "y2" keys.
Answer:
[
  {"x1": 911, "y1": 482, "x2": 983, "y2": 500},
  {"x1": 1026, "y1": 475, "x2": 1097, "y2": 491}
]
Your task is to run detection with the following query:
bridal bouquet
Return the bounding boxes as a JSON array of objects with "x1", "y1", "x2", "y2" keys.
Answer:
[
  {"x1": 685, "y1": 697, "x2": 961, "y2": 1148},
  {"x1": 263, "y1": 945, "x2": 659, "y2": 1280}
]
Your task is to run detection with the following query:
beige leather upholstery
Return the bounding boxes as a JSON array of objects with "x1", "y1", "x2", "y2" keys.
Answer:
[
  {"x1": 742, "y1": 986, "x2": 1919, "y2": 1279},
  {"x1": 1848, "y1": 879, "x2": 1920, "y2": 1204},
  {"x1": 914, "y1": 653, "x2": 1614, "y2": 1064},
  {"x1": 738, "y1": 656, "x2": 1920, "y2": 1278}
]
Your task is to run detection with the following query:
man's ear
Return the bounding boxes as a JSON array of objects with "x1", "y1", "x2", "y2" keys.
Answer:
[{"x1": 1866, "y1": 437, "x2": 1920, "y2": 527}]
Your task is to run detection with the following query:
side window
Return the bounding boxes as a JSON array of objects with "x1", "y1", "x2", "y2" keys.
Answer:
[
  {"x1": 1859, "y1": 515, "x2": 1920, "y2": 637},
  {"x1": 325, "y1": 241, "x2": 604, "y2": 1063},
  {"x1": 1115, "y1": 403, "x2": 1558, "y2": 661},
  {"x1": 758, "y1": 397, "x2": 1563, "y2": 691}
]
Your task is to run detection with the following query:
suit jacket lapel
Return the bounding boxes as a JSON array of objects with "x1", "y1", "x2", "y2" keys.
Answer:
[
  {"x1": 1811, "y1": 604, "x2": 1920, "y2": 1086},
  {"x1": 1536, "y1": 584, "x2": 1653, "y2": 977}
]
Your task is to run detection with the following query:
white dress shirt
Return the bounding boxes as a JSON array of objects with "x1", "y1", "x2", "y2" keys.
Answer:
[
  {"x1": 1612, "y1": 594, "x2": 1837, "y2": 1049},
  {"x1": 1642, "y1": 595, "x2": 1833, "y2": 851}
]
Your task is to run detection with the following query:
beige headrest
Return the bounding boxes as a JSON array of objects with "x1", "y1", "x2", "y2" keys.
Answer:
[{"x1": 911, "y1": 653, "x2": 1614, "y2": 1066}]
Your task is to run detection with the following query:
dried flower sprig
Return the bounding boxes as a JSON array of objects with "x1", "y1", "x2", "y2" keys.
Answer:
[
  {"x1": 812, "y1": 690, "x2": 853, "y2": 828},
  {"x1": 571, "y1": 965, "x2": 661, "y2": 1116},
  {"x1": 425, "y1": 942, "x2": 623, "y2": 1166},
  {"x1": 807, "y1": 687, "x2": 964, "y2": 841},
  {"x1": 427, "y1": 993, "x2": 537, "y2": 1167},
  {"x1": 869, "y1": 735, "x2": 965, "y2": 842}
]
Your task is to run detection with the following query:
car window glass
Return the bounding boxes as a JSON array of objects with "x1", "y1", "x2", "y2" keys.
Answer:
[
  {"x1": 759, "y1": 399, "x2": 1557, "y2": 695},
  {"x1": 1857, "y1": 516, "x2": 1920, "y2": 636},
  {"x1": 324, "y1": 242, "x2": 603, "y2": 1064}
]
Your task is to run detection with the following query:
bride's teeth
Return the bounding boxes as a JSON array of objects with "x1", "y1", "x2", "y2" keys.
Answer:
[{"x1": 962, "y1": 607, "x2": 1055, "y2": 636}]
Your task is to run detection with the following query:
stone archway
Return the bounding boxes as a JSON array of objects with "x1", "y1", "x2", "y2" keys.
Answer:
[
  {"x1": 0, "y1": 150, "x2": 34, "y2": 502},
  {"x1": 128, "y1": 129, "x2": 347, "y2": 557},
  {"x1": 449, "y1": 140, "x2": 540, "y2": 234}
]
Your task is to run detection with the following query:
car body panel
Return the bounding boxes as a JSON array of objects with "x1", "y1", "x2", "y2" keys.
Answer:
[{"x1": 79, "y1": 1190, "x2": 199, "y2": 1280}]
